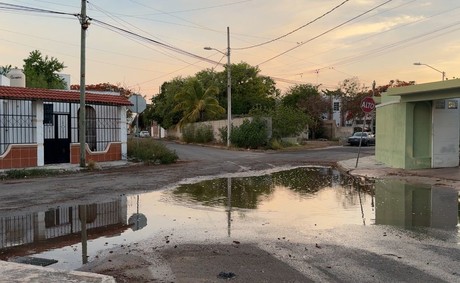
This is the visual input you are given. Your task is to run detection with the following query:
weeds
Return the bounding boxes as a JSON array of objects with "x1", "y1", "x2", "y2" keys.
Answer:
[
  {"x1": 1, "y1": 168, "x2": 61, "y2": 180},
  {"x1": 127, "y1": 139, "x2": 178, "y2": 164}
]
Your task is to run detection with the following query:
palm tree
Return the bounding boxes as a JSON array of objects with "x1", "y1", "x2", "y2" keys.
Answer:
[{"x1": 173, "y1": 78, "x2": 225, "y2": 128}]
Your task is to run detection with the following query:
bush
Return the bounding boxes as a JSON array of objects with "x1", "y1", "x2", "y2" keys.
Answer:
[
  {"x1": 181, "y1": 124, "x2": 195, "y2": 143},
  {"x1": 219, "y1": 126, "x2": 228, "y2": 144},
  {"x1": 230, "y1": 118, "x2": 268, "y2": 149},
  {"x1": 127, "y1": 139, "x2": 178, "y2": 164},
  {"x1": 181, "y1": 124, "x2": 214, "y2": 144}
]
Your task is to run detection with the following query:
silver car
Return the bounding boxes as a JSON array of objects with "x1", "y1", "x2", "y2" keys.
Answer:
[{"x1": 347, "y1": 132, "x2": 375, "y2": 146}]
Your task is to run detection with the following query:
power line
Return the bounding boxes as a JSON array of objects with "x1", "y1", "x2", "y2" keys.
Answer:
[
  {"x1": 91, "y1": 18, "x2": 223, "y2": 66},
  {"x1": 0, "y1": 2, "x2": 77, "y2": 16},
  {"x1": 257, "y1": 0, "x2": 394, "y2": 66},
  {"x1": 234, "y1": 0, "x2": 350, "y2": 50}
]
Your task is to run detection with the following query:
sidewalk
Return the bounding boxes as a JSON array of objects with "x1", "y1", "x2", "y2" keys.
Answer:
[
  {"x1": 338, "y1": 155, "x2": 460, "y2": 190},
  {"x1": 1, "y1": 261, "x2": 115, "y2": 283}
]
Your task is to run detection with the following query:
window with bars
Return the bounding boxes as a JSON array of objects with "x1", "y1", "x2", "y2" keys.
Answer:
[{"x1": 0, "y1": 100, "x2": 36, "y2": 155}]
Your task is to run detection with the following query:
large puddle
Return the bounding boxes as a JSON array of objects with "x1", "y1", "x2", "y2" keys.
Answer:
[{"x1": 0, "y1": 166, "x2": 458, "y2": 270}]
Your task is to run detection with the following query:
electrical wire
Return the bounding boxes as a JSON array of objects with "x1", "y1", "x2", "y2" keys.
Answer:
[
  {"x1": 257, "y1": 0, "x2": 393, "y2": 66},
  {"x1": 234, "y1": 0, "x2": 350, "y2": 50},
  {"x1": 91, "y1": 18, "x2": 223, "y2": 66},
  {"x1": 0, "y1": 2, "x2": 77, "y2": 16}
]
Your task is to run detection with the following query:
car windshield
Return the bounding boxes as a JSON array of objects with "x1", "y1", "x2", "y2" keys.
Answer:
[{"x1": 353, "y1": 132, "x2": 369, "y2": 137}]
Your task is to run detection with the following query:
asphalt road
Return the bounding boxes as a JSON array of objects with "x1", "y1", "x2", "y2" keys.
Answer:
[
  {"x1": 1, "y1": 142, "x2": 459, "y2": 282},
  {"x1": 0, "y1": 142, "x2": 374, "y2": 213}
]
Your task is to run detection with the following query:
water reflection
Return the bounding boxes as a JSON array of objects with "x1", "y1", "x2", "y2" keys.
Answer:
[
  {"x1": 171, "y1": 167, "x2": 354, "y2": 209},
  {"x1": 2, "y1": 167, "x2": 458, "y2": 271},
  {"x1": 375, "y1": 180, "x2": 459, "y2": 230},
  {"x1": 0, "y1": 198, "x2": 130, "y2": 265}
]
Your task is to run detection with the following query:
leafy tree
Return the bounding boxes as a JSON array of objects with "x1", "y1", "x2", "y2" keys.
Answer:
[
  {"x1": 145, "y1": 77, "x2": 186, "y2": 129},
  {"x1": 227, "y1": 62, "x2": 278, "y2": 115},
  {"x1": 282, "y1": 84, "x2": 329, "y2": 139},
  {"x1": 173, "y1": 78, "x2": 225, "y2": 128},
  {"x1": 23, "y1": 50, "x2": 66, "y2": 89},
  {"x1": 196, "y1": 63, "x2": 279, "y2": 116},
  {"x1": 269, "y1": 105, "x2": 310, "y2": 139}
]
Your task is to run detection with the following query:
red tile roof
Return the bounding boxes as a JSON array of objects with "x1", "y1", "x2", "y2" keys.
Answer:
[{"x1": 0, "y1": 86, "x2": 133, "y2": 106}]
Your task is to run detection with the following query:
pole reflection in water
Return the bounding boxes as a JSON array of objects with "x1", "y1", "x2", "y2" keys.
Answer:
[
  {"x1": 357, "y1": 184, "x2": 366, "y2": 226},
  {"x1": 227, "y1": 177, "x2": 232, "y2": 237},
  {"x1": 79, "y1": 205, "x2": 88, "y2": 264}
]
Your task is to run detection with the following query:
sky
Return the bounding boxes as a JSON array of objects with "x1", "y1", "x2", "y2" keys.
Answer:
[{"x1": 1, "y1": 0, "x2": 459, "y2": 99}]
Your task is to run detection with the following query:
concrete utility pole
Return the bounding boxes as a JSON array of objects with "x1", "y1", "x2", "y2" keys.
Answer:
[
  {"x1": 79, "y1": 0, "x2": 89, "y2": 167},
  {"x1": 226, "y1": 26, "x2": 231, "y2": 147},
  {"x1": 204, "y1": 27, "x2": 232, "y2": 147}
]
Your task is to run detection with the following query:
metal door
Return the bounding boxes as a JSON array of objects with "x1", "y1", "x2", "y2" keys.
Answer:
[{"x1": 44, "y1": 113, "x2": 71, "y2": 164}]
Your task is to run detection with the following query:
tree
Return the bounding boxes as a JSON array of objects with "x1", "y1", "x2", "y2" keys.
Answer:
[
  {"x1": 227, "y1": 62, "x2": 278, "y2": 115},
  {"x1": 145, "y1": 77, "x2": 186, "y2": 129},
  {"x1": 173, "y1": 78, "x2": 225, "y2": 128},
  {"x1": 282, "y1": 84, "x2": 330, "y2": 139},
  {"x1": 197, "y1": 63, "x2": 279, "y2": 115},
  {"x1": 333, "y1": 77, "x2": 369, "y2": 125},
  {"x1": 23, "y1": 50, "x2": 66, "y2": 89},
  {"x1": 269, "y1": 105, "x2": 310, "y2": 139}
]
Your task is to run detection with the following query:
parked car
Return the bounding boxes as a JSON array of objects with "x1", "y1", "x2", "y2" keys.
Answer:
[
  {"x1": 347, "y1": 132, "x2": 375, "y2": 146},
  {"x1": 136, "y1": 130, "x2": 150, "y2": 138}
]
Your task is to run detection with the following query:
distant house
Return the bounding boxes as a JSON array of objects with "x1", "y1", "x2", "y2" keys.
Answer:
[{"x1": 0, "y1": 74, "x2": 131, "y2": 170}]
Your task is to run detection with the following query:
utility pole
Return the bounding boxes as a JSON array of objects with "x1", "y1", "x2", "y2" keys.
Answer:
[
  {"x1": 79, "y1": 0, "x2": 89, "y2": 167},
  {"x1": 226, "y1": 26, "x2": 231, "y2": 147}
]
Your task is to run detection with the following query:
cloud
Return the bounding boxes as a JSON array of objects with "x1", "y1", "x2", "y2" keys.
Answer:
[{"x1": 333, "y1": 15, "x2": 424, "y2": 39}]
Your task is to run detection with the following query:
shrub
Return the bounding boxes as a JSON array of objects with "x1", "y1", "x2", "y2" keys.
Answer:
[
  {"x1": 181, "y1": 124, "x2": 214, "y2": 144},
  {"x1": 181, "y1": 124, "x2": 195, "y2": 143},
  {"x1": 230, "y1": 118, "x2": 268, "y2": 149},
  {"x1": 127, "y1": 139, "x2": 178, "y2": 164},
  {"x1": 219, "y1": 126, "x2": 228, "y2": 144},
  {"x1": 195, "y1": 124, "x2": 214, "y2": 143}
]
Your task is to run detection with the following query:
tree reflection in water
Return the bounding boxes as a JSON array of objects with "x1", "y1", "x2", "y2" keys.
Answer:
[{"x1": 170, "y1": 167, "x2": 358, "y2": 209}]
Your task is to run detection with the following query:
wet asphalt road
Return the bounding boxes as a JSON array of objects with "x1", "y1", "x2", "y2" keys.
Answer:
[
  {"x1": 1, "y1": 142, "x2": 459, "y2": 282},
  {"x1": 0, "y1": 142, "x2": 373, "y2": 213}
]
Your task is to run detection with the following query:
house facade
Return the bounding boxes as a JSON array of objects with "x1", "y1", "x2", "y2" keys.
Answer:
[
  {"x1": 376, "y1": 80, "x2": 460, "y2": 169},
  {"x1": 0, "y1": 82, "x2": 131, "y2": 170}
]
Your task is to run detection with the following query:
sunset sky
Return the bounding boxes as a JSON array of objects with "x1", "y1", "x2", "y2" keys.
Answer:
[{"x1": 1, "y1": 0, "x2": 459, "y2": 99}]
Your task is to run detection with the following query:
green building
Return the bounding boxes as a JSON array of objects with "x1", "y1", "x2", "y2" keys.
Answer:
[{"x1": 376, "y1": 80, "x2": 460, "y2": 169}]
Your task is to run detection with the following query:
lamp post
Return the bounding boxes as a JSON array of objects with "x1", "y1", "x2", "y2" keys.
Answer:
[
  {"x1": 205, "y1": 27, "x2": 231, "y2": 147},
  {"x1": 413, "y1": 62, "x2": 445, "y2": 81}
]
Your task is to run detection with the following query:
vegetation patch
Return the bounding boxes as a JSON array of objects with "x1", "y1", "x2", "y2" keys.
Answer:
[
  {"x1": 128, "y1": 139, "x2": 178, "y2": 164},
  {"x1": 0, "y1": 168, "x2": 62, "y2": 180},
  {"x1": 182, "y1": 124, "x2": 214, "y2": 144},
  {"x1": 230, "y1": 118, "x2": 269, "y2": 149}
]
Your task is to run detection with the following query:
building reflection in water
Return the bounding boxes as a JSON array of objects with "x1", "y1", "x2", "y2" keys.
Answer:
[
  {"x1": 0, "y1": 197, "x2": 130, "y2": 263},
  {"x1": 375, "y1": 180, "x2": 459, "y2": 230}
]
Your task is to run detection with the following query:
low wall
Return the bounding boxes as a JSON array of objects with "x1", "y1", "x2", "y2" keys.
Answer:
[
  {"x1": 166, "y1": 117, "x2": 271, "y2": 142},
  {"x1": 70, "y1": 142, "x2": 122, "y2": 164},
  {"x1": 0, "y1": 144, "x2": 38, "y2": 169}
]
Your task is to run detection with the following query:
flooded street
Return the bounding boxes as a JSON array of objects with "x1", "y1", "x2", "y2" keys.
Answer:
[{"x1": 1, "y1": 165, "x2": 458, "y2": 277}]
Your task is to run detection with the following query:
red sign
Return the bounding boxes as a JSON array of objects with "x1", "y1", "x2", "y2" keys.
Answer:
[{"x1": 361, "y1": 96, "x2": 375, "y2": 113}]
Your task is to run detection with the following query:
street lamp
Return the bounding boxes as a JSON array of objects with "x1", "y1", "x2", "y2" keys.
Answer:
[
  {"x1": 204, "y1": 26, "x2": 231, "y2": 147},
  {"x1": 413, "y1": 62, "x2": 445, "y2": 81}
]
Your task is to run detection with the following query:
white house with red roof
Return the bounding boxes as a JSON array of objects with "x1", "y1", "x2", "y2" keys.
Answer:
[{"x1": 0, "y1": 70, "x2": 132, "y2": 170}]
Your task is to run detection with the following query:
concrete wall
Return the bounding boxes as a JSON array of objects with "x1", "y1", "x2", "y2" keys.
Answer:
[
  {"x1": 166, "y1": 117, "x2": 271, "y2": 142},
  {"x1": 376, "y1": 95, "x2": 407, "y2": 168}
]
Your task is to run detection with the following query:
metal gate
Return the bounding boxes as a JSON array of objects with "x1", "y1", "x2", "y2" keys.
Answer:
[{"x1": 44, "y1": 103, "x2": 71, "y2": 164}]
